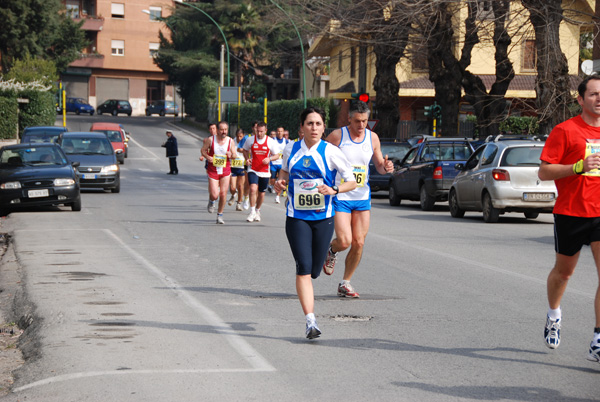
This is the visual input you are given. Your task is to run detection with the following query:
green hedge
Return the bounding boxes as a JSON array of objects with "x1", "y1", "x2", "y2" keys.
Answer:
[
  {"x1": 0, "y1": 96, "x2": 18, "y2": 140},
  {"x1": 228, "y1": 97, "x2": 332, "y2": 140},
  {"x1": 466, "y1": 115, "x2": 540, "y2": 137},
  {"x1": 0, "y1": 89, "x2": 55, "y2": 140}
]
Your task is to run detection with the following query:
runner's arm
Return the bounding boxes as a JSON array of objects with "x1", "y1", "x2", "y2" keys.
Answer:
[{"x1": 371, "y1": 133, "x2": 394, "y2": 174}]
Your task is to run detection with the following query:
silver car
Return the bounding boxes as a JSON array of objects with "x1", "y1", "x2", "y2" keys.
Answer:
[{"x1": 449, "y1": 140, "x2": 557, "y2": 223}]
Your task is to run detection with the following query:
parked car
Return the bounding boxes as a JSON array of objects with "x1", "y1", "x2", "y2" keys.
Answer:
[
  {"x1": 470, "y1": 133, "x2": 542, "y2": 151},
  {"x1": 145, "y1": 100, "x2": 179, "y2": 116},
  {"x1": 97, "y1": 99, "x2": 132, "y2": 116},
  {"x1": 449, "y1": 140, "x2": 556, "y2": 223},
  {"x1": 89, "y1": 122, "x2": 128, "y2": 164},
  {"x1": 388, "y1": 137, "x2": 474, "y2": 210},
  {"x1": 369, "y1": 141, "x2": 411, "y2": 192},
  {"x1": 57, "y1": 132, "x2": 120, "y2": 193},
  {"x1": 21, "y1": 126, "x2": 67, "y2": 144},
  {"x1": 63, "y1": 97, "x2": 95, "y2": 115},
  {"x1": 0, "y1": 143, "x2": 81, "y2": 215}
]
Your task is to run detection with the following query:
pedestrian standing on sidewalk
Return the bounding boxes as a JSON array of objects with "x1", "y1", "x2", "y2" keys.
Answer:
[
  {"x1": 538, "y1": 74, "x2": 600, "y2": 364},
  {"x1": 274, "y1": 107, "x2": 356, "y2": 339},
  {"x1": 162, "y1": 130, "x2": 178, "y2": 175}
]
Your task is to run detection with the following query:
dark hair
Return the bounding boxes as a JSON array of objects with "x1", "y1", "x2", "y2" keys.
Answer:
[
  {"x1": 349, "y1": 100, "x2": 370, "y2": 117},
  {"x1": 235, "y1": 128, "x2": 244, "y2": 135},
  {"x1": 578, "y1": 75, "x2": 600, "y2": 97},
  {"x1": 208, "y1": 123, "x2": 217, "y2": 129},
  {"x1": 300, "y1": 107, "x2": 325, "y2": 126},
  {"x1": 252, "y1": 120, "x2": 260, "y2": 127},
  {"x1": 257, "y1": 122, "x2": 267, "y2": 129}
]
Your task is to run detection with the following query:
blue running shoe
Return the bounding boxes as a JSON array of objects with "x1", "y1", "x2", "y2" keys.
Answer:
[
  {"x1": 544, "y1": 315, "x2": 561, "y2": 349},
  {"x1": 586, "y1": 339, "x2": 600, "y2": 363}
]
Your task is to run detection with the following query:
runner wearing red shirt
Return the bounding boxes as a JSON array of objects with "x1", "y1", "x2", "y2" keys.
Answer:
[{"x1": 539, "y1": 74, "x2": 600, "y2": 364}]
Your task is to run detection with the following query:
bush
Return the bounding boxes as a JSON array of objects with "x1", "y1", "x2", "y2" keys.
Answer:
[
  {"x1": 0, "y1": 96, "x2": 18, "y2": 140},
  {"x1": 186, "y1": 76, "x2": 218, "y2": 120},
  {"x1": 466, "y1": 115, "x2": 540, "y2": 137}
]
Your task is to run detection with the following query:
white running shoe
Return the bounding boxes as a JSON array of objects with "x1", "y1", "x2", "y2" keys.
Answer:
[
  {"x1": 254, "y1": 210, "x2": 261, "y2": 222},
  {"x1": 587, "y1": 338, "x2": 600, "y2": 363},
  {"x1": 242, "y1": 197, "x2": 250, "y2": 210},
  {"x1": 544, "y1": 315, "x2": 561, "y2": 349},
  {"x1": 305, "y1": 317, "x2": 321, "y2": 339},
  {"x1": 275, "y1": 195, "x2": 280, "y2": 204},
  {"x1": 228, "y1": 194, "x2": 236, "y2": 206},
  {"x1": 235, "y1": 202, "x2": 242, "y2": 211},
  {"x1": 216, "y1": 215, "x2": 225, "y2": 224},
  {"x1": 247, "y1": 210, "x2": 257, "y2": 222},
  {"x1": 207, "y1": 201, "x2": 215, "y2": 214}
]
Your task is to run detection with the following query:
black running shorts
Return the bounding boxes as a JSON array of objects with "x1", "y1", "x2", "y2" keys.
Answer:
[{"x1": 554, "y1": 214, "x2": 600, "y2": 256}]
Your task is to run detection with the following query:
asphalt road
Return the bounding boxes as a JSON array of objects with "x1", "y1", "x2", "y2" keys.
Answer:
[{"x1": 1, "y1": 114, "x2": 599, "y2": 401}]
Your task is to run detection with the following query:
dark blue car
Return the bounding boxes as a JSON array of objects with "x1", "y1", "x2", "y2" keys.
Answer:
[
  {"x1": 21, "y1": 126, "x2": 68, "y2": 144},
  {"x1": 64, "y1": 98, "x2": 95, "y2": 115}
]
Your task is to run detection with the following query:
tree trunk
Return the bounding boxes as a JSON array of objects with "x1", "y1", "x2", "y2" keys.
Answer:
[
  {"x1": 373, "y1": 47, "x2": 402, "y2": 139},
  {"x1": 521, "y1": 0, "x2": 571, "y2": 136},
  {"x1": 461, "y1": 0, "x2": 514, "y2": 139},
  {"x1": 426, "y1": 3, "x2": 462, "y2": 137}
]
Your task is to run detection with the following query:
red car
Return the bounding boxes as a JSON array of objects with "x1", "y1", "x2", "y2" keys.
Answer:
[{"x1": 89, "y1": 122, "x2": 128, "y2": 164}]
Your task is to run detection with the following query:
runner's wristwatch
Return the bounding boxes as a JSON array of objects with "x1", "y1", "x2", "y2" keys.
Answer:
[{"x1": 332, "y1": 185, "x2": 339, "y2": 194}]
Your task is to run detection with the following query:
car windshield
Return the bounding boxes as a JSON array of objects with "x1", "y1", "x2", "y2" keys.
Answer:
[
  {"x1": 61, "y1": 138, "x2": 113, "y2": 155},
  {"x1": 21, "y1": 133, "x2": 60, "y2": 143},
  {"x1": 97, "y1": 130, "x2": 122, "y2": 142},
  {"x1": 75, "y1": 99, "x2": 89, "y2": 105},
  {"x1": 380, "y1": 143, "x2": 410, "y2": 162},
  {"x1": 500, "y1": 146, "x2": 543, "y2": 166},
  {"x1": 0, "y1": 147, "x2": 67, "y2": 166},
  {"x1": 421, "y1": 143, "x2": 472, "y2": 161},
  {"x1": 118, "y1": 101, "x2": 130, "y2": 107}
]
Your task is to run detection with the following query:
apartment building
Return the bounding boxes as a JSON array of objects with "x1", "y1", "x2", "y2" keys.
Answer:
[{"x1": 61, "y1": 0, "x2": 175, "y2": 115}]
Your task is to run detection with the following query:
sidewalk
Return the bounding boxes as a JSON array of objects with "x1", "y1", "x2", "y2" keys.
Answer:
[{"x1": 166, "y1": 119, "x2": 209, "y2": 141}]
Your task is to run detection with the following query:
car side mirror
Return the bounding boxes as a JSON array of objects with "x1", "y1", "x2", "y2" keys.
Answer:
[
  {"x1": 454, "y1": 163, "x2": 464, "y2": 171},
  {"x1": 71, "y1": 161, "x2": 80, "y2": 168}
]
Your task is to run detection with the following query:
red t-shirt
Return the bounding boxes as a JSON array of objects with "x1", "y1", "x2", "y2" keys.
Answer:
[{"x1": 540, "y1": 115, "x2": 600, "y2": 217}]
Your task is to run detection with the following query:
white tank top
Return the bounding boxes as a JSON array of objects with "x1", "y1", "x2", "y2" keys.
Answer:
[{"x1": 335, "y1": 126, "x2": 373, "y2": 201}]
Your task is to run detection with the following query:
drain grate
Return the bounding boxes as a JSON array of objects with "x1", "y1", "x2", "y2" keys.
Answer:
[{"x1": 330, "y1": 315, "x2": 373, "y2": 322}]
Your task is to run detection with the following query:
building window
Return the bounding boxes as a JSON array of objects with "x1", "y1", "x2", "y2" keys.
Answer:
[
  {"x1": 149, "y1": 6, "x2": 162, "y2": 21},
  {"x1": 476, "y1": 1, "x2": 494, "y2": 20},
  {"x1": 350, "y1": 47, "x2": 356, "y2": 78},
  {"x1": 111, "y1": 40, "x2": 125, "y2": 56},
  {"x1": 338, "y1": 50, "x2": 343, "y2": 72},
  {"x1": 149, "y1": 42, "x2": 159, "y2": 58},
  {"x1": 66, "y1": 0, "x2": 80, "y2": 18},
  {"x1": 522, "y1": 39, "x2": 536, "y2": 71},
  {"x1": 111, "y1": 3, "x2": 125, "y2": 19}
]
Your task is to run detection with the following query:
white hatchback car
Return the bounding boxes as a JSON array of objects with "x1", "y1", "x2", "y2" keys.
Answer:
[{"x1": 449, "y1": 139, "x2": 557, "y2": 223}]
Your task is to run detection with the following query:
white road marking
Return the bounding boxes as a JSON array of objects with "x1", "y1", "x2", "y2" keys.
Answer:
[{"x1": 12, "y1": 228, "x2": 275, "y2": 392}]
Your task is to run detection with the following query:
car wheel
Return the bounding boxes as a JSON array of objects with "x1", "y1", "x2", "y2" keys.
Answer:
[
  {"x1": 111, "y1": 184, "x2": 121, "y2": 193},
  {"x1": 98, "y1": 109, "x2": 102, "y2": 115},
  {"x1": 449, "y1": 188, "x2": 465, "y2": 218},
  {"x1": 127, "y1": 113, "x2": 132, "y2": 116},
  {"x1": 112, "y1": 109, "x2": 118, "y2": 116},
  {"x1": 90, "y1": 111, "x2": 94, "y2": 116},
  {"x1": 71, "y1": 196, "x2": 82, "y2": 212},
  {"x1": 389, "y1": 184, "x2": 401, "y2": 206},
  {"x1": 524, "y1": 211, "x2": 539, "y2": 219},
  {"x1": 174, "y1": 113, "x2": 179, "y2": 117},
  {"x1": 75, "y1": 109, "x2": 80, "y2": 115},
  {"x1": 482, "y1": 192, "x2": 500, "y2": 223},
  {"x1": 146, "y1": 110, "x2": 151, "y2": 116},
  {"x1": 419, "y1": 185, "x2": 435, "y2": 211},
  {"x1": 159, "y1": 110, "x2": 165, "y2": 116}
]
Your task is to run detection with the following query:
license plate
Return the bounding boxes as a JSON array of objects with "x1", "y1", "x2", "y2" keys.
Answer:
[
  {"x1": 83, "y1": 173, "x2": 96, "y2": 179},
  {"x1": 28, "y1": 189, "x2": 49, "y2": 198},
  {"x1": 523, "y1": 192, "x2": 554, "y2": 202}
]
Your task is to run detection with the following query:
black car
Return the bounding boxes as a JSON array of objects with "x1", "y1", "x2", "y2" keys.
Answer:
[
  {"x1": 369, "y1": 141, "x2": 411, "y2": 192},
  {"x1": 57, "y1": 132, "x2": 120, "y2": 193},
  {"x1": 97, "y1": 99, "x2": 132, "y2": 116},
  {"x1": 21, "y1": 126, "x2": 68, "y2": 144},
  {"x1": 0, "y1": 143, "x2": 81, "y2": 215}
]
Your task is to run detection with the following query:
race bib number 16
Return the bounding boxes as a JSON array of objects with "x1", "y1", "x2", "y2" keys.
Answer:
[{"x1": 294, "y1": 178, "x2": 324, "y2": 210}]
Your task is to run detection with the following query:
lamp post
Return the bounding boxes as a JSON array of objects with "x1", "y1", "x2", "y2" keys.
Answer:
[
  {"x1": 268, "y1": 0, "x2": 306, "y2": 107},
  {"x1": 173, "y1": 0, "x2": 230, "y2": 87}
]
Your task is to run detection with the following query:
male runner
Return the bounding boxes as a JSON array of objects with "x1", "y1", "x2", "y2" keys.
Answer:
[
  {"x1": 200, "y1": 121, "x2": 237, "y2": 224},
  {"x1": 323, "y1": 101, "x2": 393, "y2": 297},
  {"x1": 538, "y1": 74, "x2": 600, "y2": 364},
  {"x1": 241, "y1": 121, "x2": 259, "y2": 210},
  {"x1": 269, "y1": 126, "x2": 288, "y2": 203},
  {"x1": 243, "y1": 122, "x2": 279, "y2": 222}
]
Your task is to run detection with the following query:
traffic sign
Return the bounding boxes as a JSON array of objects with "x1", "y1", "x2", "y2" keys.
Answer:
[{"x1": 367, "y1": 120, "x2": 379, "y2": 130}]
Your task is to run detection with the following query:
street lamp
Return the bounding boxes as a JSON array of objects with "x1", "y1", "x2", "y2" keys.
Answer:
[
  {"x1": 268, "y1": 0, "x2": 306, "y2": 108},
  {"x1": 173, "y1": 0, "x2": 230, "y2": 87}
]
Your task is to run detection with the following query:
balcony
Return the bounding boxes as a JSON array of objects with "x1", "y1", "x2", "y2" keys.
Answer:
[
  {"x1": 70, "y1": 53, "x2": 104, "y2": 68},
  {"x1": 74, "y1": 16, "x2": 104, "y2": 31}
]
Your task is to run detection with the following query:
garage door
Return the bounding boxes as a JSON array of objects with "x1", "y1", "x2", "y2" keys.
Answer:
[
  {"x1": 96, "y1": 78, "x2": 129, "y2": 105},
  {"x1": 62, "y1": 75, "x2": 89, "y2": 99}
]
